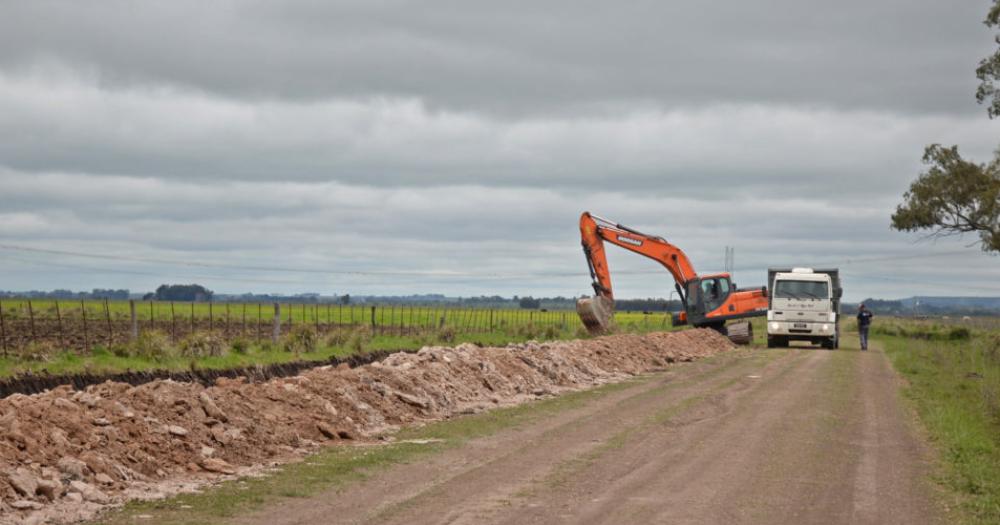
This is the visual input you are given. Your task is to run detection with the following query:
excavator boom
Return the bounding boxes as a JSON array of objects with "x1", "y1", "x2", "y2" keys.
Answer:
[{"x1": 576, "y1": 212, "x2": 768, "y2": 342}]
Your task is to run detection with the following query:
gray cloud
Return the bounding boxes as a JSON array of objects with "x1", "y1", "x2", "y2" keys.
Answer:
[
  {"x1": 0, "y1": 1, "x2": 994, "y2": 115},
  {"x1": 0, "y1": 0, "x2": 998, "y2": 301}
]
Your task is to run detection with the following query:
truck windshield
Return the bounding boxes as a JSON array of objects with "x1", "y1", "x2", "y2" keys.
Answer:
[{"x1": 774, "y1": 280, "x2": 829, "y2": 300}]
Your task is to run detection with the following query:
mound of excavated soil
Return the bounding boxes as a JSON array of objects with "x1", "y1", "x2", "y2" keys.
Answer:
[{"x1": 0, "y1": 329, "x2": 733, "y2": 524}]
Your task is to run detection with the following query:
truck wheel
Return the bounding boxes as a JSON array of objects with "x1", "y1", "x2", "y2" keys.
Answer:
[
  {"x1": 822, "y1": 337, "x2": 836, "y2": 350},
  {"x1": 767, "y1": 336, "x2": 777, "y2": 349}
]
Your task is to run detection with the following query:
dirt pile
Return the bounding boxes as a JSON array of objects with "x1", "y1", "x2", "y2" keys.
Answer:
[{"x1": 0, "y1": 329, "x2": 733, "y2": 524}]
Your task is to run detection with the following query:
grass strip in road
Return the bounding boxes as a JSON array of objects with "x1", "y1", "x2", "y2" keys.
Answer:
[{"x1": 880, "y1": 332, "x2": 1000, "y2": 525}]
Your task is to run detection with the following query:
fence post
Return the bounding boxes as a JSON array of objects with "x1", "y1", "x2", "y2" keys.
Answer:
[
  {"x1": 370, "y1": 306, "x2": 377, "y2": 330},
  {"x1": 225, "y1": 302, "x2": 231, "y2": 337},
  {"x1": 257, "y1": 303, "x2": 262, "y2": 342},
  {"x1": 242, "y1": 303, "x2": 247, "y2": 336},
  {"x1": 78, "y1": 301, "x2": 89, "y2": 351},
  {"x1": 55, "y1": 300, "x2": 65, "y2": 348},
  {"x1": 190, "y1": 302, "x2": 195, "y2": 337},
  {"x1": 149, "y1": 301, "x2": 154, "y2": 332},
  {"x1": 170, "y1": 302, "x2": 177, "y2": 341},
  {"x1": 0, "y1": 299, "x2": 6, "y2": 357},
  {"x1": 104, "y1": 299, "x2": 112, "y2": 345},
  {"x1": 272, "y1": 303, "x2": 281, "y2": 343},
  {"x1": 27, "y1": 300, "x2": 37, "y2": 344},
  {"x1": 208, "y1": 302, "x2": 214, "y2": 332},
  {"x1": 315, "y1": 304, "x2": 320, "y2": 331},
  {"x1": 129, "y1": 300, "x2": 138, "y2": 341}
]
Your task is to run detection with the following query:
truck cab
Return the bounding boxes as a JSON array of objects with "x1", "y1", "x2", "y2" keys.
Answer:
[{"x1": 766, "y1": 268, "x2": 842, "y2": 349}]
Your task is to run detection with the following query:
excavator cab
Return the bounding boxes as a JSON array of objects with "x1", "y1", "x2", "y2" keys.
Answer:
[{"x1": 683, "y1": 275, "x2": 732, "y2": 327}]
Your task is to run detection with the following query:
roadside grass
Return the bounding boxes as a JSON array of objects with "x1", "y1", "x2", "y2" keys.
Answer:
[
  {"x1": 0, "y1": 325, "x2": 595, "y2": 379},
  {"x1": 0, "y1": 309, "x2": 678, "y2": 379},
  {"x1": 878, "y1": 322, "x2": 1000, "y2": 524},
  {"x1": 93, "y1": 374, "x2": 658, "y2": 525}
]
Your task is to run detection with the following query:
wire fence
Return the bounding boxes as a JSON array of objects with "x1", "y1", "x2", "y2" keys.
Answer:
[{"x1": 0, "y1": 299, "x2": 578, "y2": 355}]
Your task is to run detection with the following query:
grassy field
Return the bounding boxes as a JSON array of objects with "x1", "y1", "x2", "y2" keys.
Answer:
[
  {"x1": 0, "y1": 299, "x2": 674, "y2": 378},
  {"x1": 875, "y1": 317, "x2": 1000, "y2": 524}
]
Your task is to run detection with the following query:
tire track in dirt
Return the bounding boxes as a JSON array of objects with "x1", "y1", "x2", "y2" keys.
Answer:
[
  {"x1": 494, "y1": 347, "x2": 942, "y2": 525},
  {"x1": 238, "y1": 345, "x2": 945, "y2": 525},
  {"x1": 236, "y1": 348, "x2": 804, "y2": 525}
]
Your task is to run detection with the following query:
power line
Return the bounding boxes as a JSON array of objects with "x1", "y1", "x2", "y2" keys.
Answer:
[{"x1": 0, "y1": 242, "x2": 990, "y2": 285}]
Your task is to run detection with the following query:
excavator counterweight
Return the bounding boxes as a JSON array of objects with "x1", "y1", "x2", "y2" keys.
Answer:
[{"x1": 576, "y1": 212, "x2": 768, "y2": 344}]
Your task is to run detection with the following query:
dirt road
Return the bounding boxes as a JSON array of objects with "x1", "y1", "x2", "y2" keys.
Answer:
[{"x1": 238, "y1": 345, "x2": 943, "y2": 525}]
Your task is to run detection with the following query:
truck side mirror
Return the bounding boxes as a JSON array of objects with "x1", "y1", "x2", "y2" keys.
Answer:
[{"x1": 834, "y1": 288, "x2": 843, "y2": 299}]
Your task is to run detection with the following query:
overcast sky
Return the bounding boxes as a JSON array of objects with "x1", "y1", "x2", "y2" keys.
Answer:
[{"x1": 1, "y1": 0, "x2": 999, "y2": 302}]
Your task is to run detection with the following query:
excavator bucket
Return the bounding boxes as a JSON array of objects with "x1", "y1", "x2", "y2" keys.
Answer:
[{"x1": 577, "y1": 295, "x2": 614, "y2": 335}]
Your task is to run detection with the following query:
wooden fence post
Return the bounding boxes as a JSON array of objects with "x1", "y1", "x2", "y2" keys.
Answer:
[
  {"x1": 208, "y1": 302, "x2": 214, "y2": 332},
  {"x1": 55, "y1": 300, "x2": 65, "y2": 348},
  {"x1": 225, "y1": 303, "x2": 231, "y2": 337},
  {"x1": 272, "y1": 303, "x2": 281, "y2": 344},
  {"x1": 170, "y1": 302, "x2": 177, "y2": 341},
  {"x1": 370, "y1": 306, "x2": 377, "y2": 330},
  {"x1": 129, "y1": 300, "x2": 138, "y2": 341},
  {"x1": 104, "y1": 299, "x2": 113, "y2": 345},
  {"x1": 81, "y1": 301, "x2": 89, "y2": 351},
  {"x1": 27, "y1": 300, "x2": 37, "y2": 344},
  {"x1": 190, "y1": 302, "x2": 195, "y2": 337},
  {"x1": 242, "y1": 303, "x2": 247, "y2": 336},
  {"x1": 256, "y1": 303, "x2": 262, "y2": 342},
  {"x1": 149, "y1": 301, "x2": 154, "y2": 331}
]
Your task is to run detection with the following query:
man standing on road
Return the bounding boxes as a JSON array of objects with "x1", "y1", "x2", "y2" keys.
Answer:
[{"x1": 857, "y1": 303, "x2": 873, "y2": 351}]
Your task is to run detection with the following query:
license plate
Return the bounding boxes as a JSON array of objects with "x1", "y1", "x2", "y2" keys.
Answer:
[{"x1": 793, "y1": 323, "x2": 808, "y2": 329}]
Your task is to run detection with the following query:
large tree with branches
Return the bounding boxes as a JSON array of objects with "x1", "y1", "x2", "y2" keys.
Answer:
[{"x1": 891, "y1": 1, "x2": 1000, "y2": 252}]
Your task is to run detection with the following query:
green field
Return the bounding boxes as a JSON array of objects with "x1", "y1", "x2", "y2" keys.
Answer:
[
  {"x1": 875, "y1": 317, "x2": 1000, "y2": 524},
  {"x1": 0, "y1": 298, "x2": 675, "y2": 378}
]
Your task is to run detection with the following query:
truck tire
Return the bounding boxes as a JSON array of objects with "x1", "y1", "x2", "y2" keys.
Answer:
[
  {"x1": 767, "y1": 336, "x2": 788, "y2": 348},
  {"x1": 822, "y1": 336, "x2": 837, "y2": 350}
]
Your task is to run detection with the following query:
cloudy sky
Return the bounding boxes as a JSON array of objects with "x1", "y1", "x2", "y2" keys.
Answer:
[{"x1": 1, "y1": 0, "x2": 999, "y2": 301}]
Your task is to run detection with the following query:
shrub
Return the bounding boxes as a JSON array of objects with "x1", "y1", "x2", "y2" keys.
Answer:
[
  {"x1": 17, "y1": 341, "x2": 58, "y2": 362},
  {"x1": 345, "y1": 326, "x2": 372, "y2": 353},
  {"x1": 435, "y1": 326, "x2": 457, "y2": 344},
  {"x1": 515, "y1": 322, "x2": 540, "y2": 339},
  {"x1": 230, "y1": 337, "x2": 251, "y2": 355},
  {"x1": 130, "y1": 330, "x2": 176, "y2": 360},
  {"x1": 948, "y1": 327, "x2": 972, "y2": 341},
  {"x1": 284, "y1": 325, "x2": 318, "y2": 355},
  {"x1": 179, "y1": 331, "x2": 226, "y2": 358},
  {"x1": 325, "y1": 329, "x2": 351, "y2": 347}
]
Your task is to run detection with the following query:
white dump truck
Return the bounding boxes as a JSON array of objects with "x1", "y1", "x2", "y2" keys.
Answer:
[{"x1": 766, "y1": 268, "x2": 842, "y2": 349}]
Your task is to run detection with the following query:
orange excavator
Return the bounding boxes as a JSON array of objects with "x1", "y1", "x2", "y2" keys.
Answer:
[{"x1": 576, "y1": 212, "x2": 768, "y2": 343}]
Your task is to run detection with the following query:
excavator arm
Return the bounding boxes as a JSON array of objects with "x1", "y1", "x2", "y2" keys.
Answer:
[
  {"x1": 580, "y1": 212, "x2": 698, "y2": 298},
  {"x1": 576, "y1": 212, "x2": 768, "y2": 341}
]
